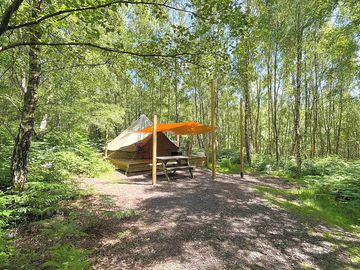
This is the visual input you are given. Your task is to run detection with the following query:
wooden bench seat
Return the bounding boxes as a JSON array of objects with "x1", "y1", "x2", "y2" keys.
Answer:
[
  {"x1": 165, "y1": 165, "x2": 194, "y2": 171},
  {"x1": 163, "y1": 165, "x2": 194, "y2": 180}
]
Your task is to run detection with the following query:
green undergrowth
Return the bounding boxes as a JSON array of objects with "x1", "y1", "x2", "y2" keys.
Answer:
[
  {"x1": 254, "y1": 185, "x2": 360, "y2": 233},
  {"x1": 217, "y1": 151, "x2": 360, "y2": 233},
  {"x1": 251, "y1": 157, "x2": 360, "y2": 234},
  {"x1": 3, "y1": 206, "x2": 138, "y2": 269},
  {"x1": 218, "y1": 151, "x2": 360, "y2": 265},
  {"x1": 0, "y1": 130, "x2": 114, "y2": 269}
]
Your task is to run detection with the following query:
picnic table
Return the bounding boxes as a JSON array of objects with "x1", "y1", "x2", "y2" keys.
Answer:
[{"x1": 157, "y1": 156, "x2": 194, "y2": 181}]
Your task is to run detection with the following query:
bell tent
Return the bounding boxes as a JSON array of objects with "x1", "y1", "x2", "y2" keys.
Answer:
[{"x1": 106, "y1": 115, "x2": 180, "y2": 174}]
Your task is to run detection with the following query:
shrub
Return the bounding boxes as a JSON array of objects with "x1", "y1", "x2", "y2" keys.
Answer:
[
  {"x1": 0, "y1": 129, "x2": 13, "y2": 189},
  {"x1": 43, "y1": 244, "x2": 90, "y2": 270},
  {"x1": 28, "y1": 132, "x2": 113, "y2": 182},
  {"x1": 302, "y1": 156, "x2": 349, "y2": 176},
  {"x1": 0, "y1": 130, "x2": 114, "y2": 267},
  {"x1": 305, "y1": 160, "x2": 360, "y2": 203},
  {"x1": 252, "y1": 154, "x2": 278, "y2": 173}
]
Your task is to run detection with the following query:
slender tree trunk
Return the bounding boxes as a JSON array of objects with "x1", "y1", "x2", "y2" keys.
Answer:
[
  {"x1": 311, "y1": 43, "x2": 319, "y2": 158},
  {"x1": 167, "y1": 78, "x2": 171, "y2": 122},
  {"x1": 174, "y1": 59, "x2": 179, "y2": 122},
  {"x1": 244, "y1": 47, "x2": 253, "y2": 165},
  {"x1": 11, "y1": 0, "x2": 42, "y2": 190},
  {"x1": 273, "y1": 43, "x2": 280, "y2": 163},
  {"x1": 266, "y1": 52, "x2": 273, "y2": 155},
  {"x1": 255, "y1": 78, "x2": 261, "y2": 153},
  {"x1": 335, "y1": 86, "x2": 343, "y2": 154},
  {"x1": 294, "y1": 9, "x2": 303, "y2": 175},
  {"x1": 159, "y1": 71, "x2": 162, "y2": 121},
  {"x1": 303, "y1": 56, "x2": 310, "y2": 158}
]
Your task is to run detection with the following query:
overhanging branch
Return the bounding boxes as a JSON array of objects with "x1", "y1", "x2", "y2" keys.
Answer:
[
  {"x1": 6, "y1": 0, "x2": 203, "y2": 33},
  {"x1": 0, "y1": 41, "x2": 195, "y2": 58},
  {"x1": 0, "y1": 0, "x2": 24, "y2": 35}
]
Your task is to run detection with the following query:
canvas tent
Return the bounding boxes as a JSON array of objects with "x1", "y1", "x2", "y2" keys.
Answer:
[{"x1": 107, "y1": 115, "x2": 186, "y2": 174}]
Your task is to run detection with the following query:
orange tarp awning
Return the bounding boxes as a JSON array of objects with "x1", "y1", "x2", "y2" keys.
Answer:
[{"x1": 136, "y1": 121, "x2": 212, "y2": 135}]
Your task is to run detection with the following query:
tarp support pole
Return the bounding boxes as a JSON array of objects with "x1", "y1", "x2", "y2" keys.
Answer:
[
  {"x1": 240, "y1": 99, "x2": 244, "y2": 178},
  {"x1": 211, "y1": 80, "x2": 216, "y2": 179},
  {"x1": 152, "y1": 115, "x2": 157, "y2": 185},
  {"x1": 105, "y1": 127, "x2": 109, "y2": 158},
  {"x1": 176, "y1": 134, "x2": 180, "y2": 147}
]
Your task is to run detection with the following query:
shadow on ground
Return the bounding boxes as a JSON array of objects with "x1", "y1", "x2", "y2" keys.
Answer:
[{"x1": 82, "y1": 170, "x2": 360, "y2": 270}]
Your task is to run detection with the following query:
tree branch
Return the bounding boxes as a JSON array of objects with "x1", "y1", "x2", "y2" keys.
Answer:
[
  {"x1": 41, "y1": 59, "x2": 112, "y2": 74},
  {"x1": 0, "y1": 41, "x2": 196, "y2": 58},
  {"x1": 0, "y1": 0, "x2": 24, "y2": 36},
  {"x1": 6, "y1": 0, "x2": 202, "y2": 32}
]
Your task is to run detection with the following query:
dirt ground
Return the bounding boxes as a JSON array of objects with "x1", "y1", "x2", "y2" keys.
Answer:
[{"x1": 80, "y1": 169, "x2": 360, "y2": 270}]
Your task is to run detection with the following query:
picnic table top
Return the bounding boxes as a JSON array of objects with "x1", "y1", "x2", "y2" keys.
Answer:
[{"x1": 156, "y1": 155, "x2": 190, "y2": 161}]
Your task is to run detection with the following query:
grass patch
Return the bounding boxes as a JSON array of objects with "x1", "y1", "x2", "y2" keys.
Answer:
[
  {"x1": 348, "y1": 245, "x2": 360, "y2": 264},
  {"x1": 4, "y1": 203, "x2": 137, "y2": 269},
  {"x1": 116, "y1": 229, "x2": 132, "y2": 239},
  {"x1": 97, "y1": 170, "x2": 128, "y2": 184},
  {"x1": 254, "y1": 185, "x2": 360, "y2": 234},
  {"x1": 214, "y1": 154, "x2": 360, "y2": 234}
]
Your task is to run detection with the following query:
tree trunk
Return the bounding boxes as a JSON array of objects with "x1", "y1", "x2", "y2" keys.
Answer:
[
  {"x1": 244, "y1": 47, "x2": 253, "y2": 165},
  {"x1": 174, "y1": 59, "x2": 179, "y2": 122},
  {"x1": 266, "y1": 52, "x2": 273, "y2": 155},
  {"x1": 311, "y1": 44, "x2": 319, "y2": 158},
  {"x1": 11, "y1": 0, "x2": 42, "y2": 191},
  {"x1": 303, "y1": 56, "x2": 310, "y2": 158},
  {"x1": 254, "y1": 78, "x2": 261, "y2": 153},
  {"x1": 335, "y1": 86, "x2": 343, "y2": 154},
  {"x1": 294, "y1": 9, "x2": 302, "y2": 175},
  {"x1": 273, "y1": 43, "x2": 280, "y2": 163}
]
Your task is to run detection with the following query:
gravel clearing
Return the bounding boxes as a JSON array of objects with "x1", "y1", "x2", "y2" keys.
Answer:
[{"x1": 80, "y1": 169, "x2": 360, "y2": 270}]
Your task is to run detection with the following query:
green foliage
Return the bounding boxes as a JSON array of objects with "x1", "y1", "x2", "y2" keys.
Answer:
[
  {"x1": 218, "y1": 153, "x2": 360, "y2": 230},
  {"x1": 2, "y1": 205, "x2": 139, "y2": 269},
  {"x1": 37, "y1": 217, "x2": 87, "y2": 241},
  {"x1": 0, "y1": 130, "x2": 113, "y2": 269},
  {"x1": 43, "y1": 244, "x2": 90, "y2": 270},
  {"x1": 3, "y1": 182, "x2": 78, "y2": 223},
  {"x1": 0, "y1": 129, "x2": 13, "y2": 188},
  {"x1": 302, "y1": 158, "x2": 360, "y2": 203},
  {"x1": 0, "y1": 227, "x2": 13, "y2": 269},
  {"x1": 217, "y1": 149, "x2": 241, "y2": 164},
  {"x1": 116, "y1": 229, "x2": 132, "y2": 239},
  {"x1": 251, "y1": 155, "x2": 280, "y2": 173},
  {"x1": 254, "y1": 185, "x2": 360, "y2": 233},
  {"x1": 28, "y1": 132, "x2": 113, "y2": 182},
  {"x1": 250, "y1": 156, "x2": 360, "y2": 235}
]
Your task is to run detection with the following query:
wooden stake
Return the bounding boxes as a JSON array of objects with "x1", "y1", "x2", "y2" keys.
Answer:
[
  {"x1": 152, "y1": 115, "x2": 157, "y2": 185},
  {"x1": 105, "y1": 127, "x2": 109, "y2": 158},
  {"x1": 240, "y1": 99, "x2": 244, "y2": 178},
  {"x1": 211, "y1": 80, "x2": 216, "y2": 179},
  {"x1": 176, "y1": 134, "x2": 180, "y2": 147}
]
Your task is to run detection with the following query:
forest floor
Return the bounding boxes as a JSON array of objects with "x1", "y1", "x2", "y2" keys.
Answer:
[
  {"x1": 14, "y1": 169, "x2": 360, "y2": 269},
  {"x1": 74, "y1": 169, "x2": 360, "y2": 270}
]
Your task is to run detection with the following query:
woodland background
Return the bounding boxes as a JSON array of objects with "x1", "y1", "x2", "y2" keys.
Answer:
[{"x1": 0, "y1": 0, "x2": 359, "y2": 268}]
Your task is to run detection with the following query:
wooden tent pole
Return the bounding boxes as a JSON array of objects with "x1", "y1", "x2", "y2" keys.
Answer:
[
  {"x1": 105, "y1": 127, "x2": 109, "y2": 158},
  {"x1": 176, "y1": 134, "x2": 180, "y2": 147},
  {"x1": 211, "y1": 80, "x2": 216, "y2": 179},
  {"x1": 152, "y1": 115, "x2": 157, "y2": 185},
  {"x1": 240, "y1": 99, "x2": 244, "y2": 178}
]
